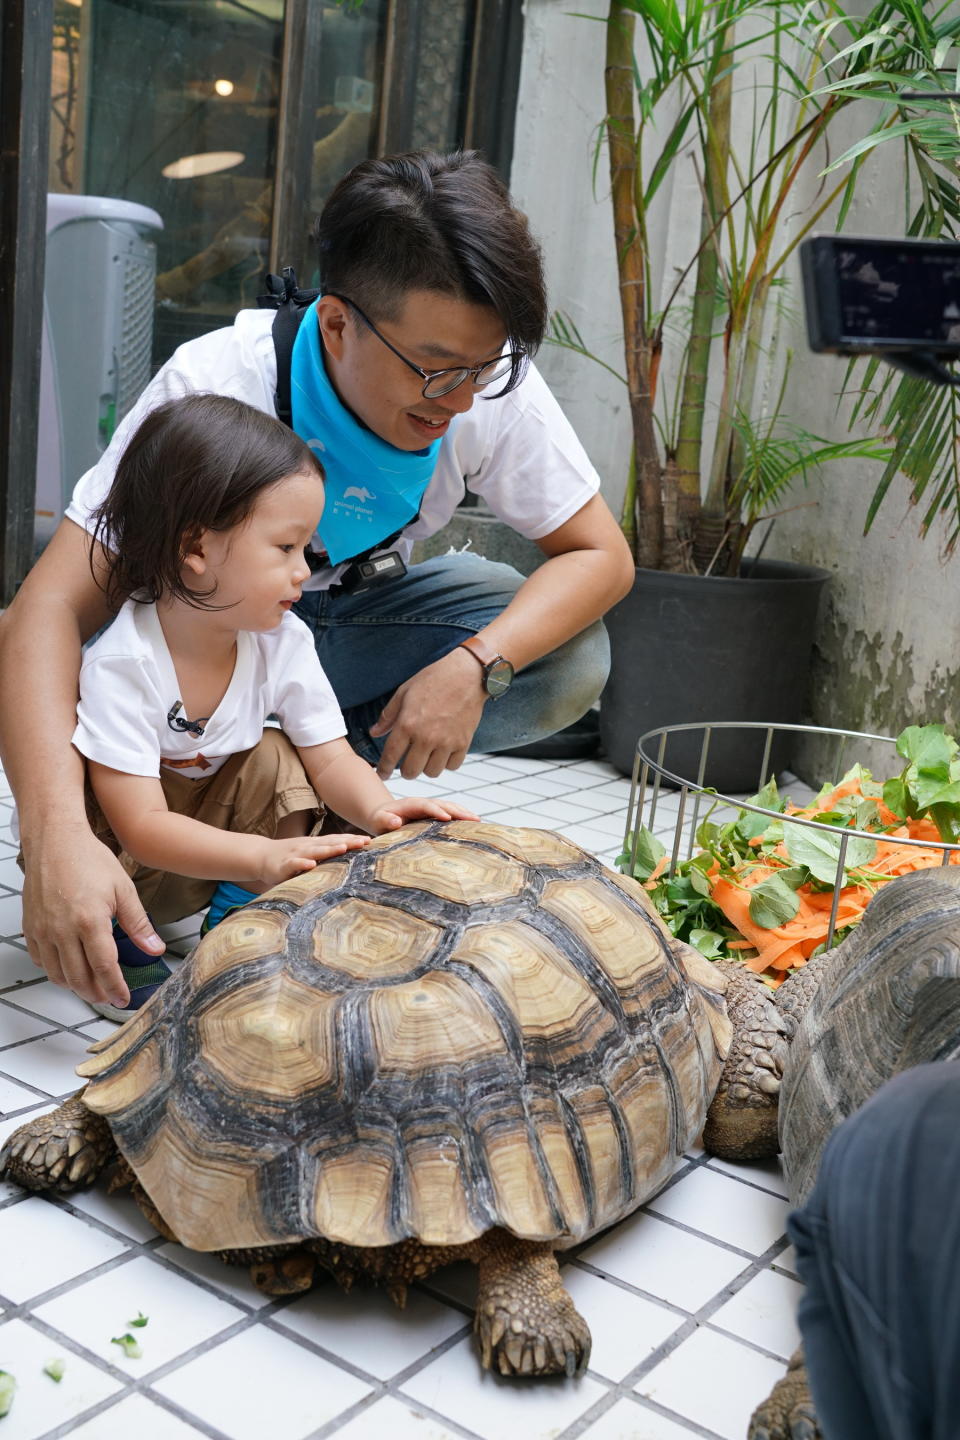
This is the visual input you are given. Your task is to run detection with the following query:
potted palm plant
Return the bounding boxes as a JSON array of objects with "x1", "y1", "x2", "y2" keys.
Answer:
[{"x1": 582, "y1": 0, "x2": 960, "y2": 785}]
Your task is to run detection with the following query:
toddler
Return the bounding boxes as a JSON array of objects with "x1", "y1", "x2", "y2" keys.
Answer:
[{"x1": 74, "y1": 393, "x2": 476, "y2": 1020}]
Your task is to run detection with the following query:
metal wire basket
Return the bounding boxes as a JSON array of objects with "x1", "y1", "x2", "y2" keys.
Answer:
[{"x1": 623, "y1": 721, "x2": 960, "y2": 951}]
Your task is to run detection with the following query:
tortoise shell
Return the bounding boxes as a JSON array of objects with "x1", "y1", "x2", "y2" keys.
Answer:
[
  {"x1": 781, "y1": 866, "x2": 960, "y2": 1206},
  {"x1": 77, "y1": 821, "x2": 731, "y2": 1252}
]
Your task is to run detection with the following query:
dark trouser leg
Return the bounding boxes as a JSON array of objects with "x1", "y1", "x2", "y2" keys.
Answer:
[
  {"x1": 789, "y1": 1061, "x2": 960, "y2": 1440},
  {"x1": 295, "y1": 553, "x2": 610, "y2": 766}
]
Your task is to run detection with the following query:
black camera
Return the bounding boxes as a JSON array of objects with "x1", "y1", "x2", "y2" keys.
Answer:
[
  {"x1": 336, "y1": 550, "x2": 407, "y2": 595},
  {"x1": 801, "y1": 234, "x2": 960, "y2": 364}
]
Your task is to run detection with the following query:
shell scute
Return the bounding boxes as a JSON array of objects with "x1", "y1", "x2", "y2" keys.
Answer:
[
  {"x1": 198, "y1": 975, "x2": 339, "y2": 1101},
  {"x1": 311, "y1": 897, "x2": 442, "y2": 982},
  {"x1": 375, "y1": 837, "x2": 527, "y2": 905}
]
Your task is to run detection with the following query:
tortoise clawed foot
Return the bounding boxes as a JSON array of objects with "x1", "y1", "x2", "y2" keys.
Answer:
[
  {"x1": 474, "y1": 1233, "x2": 591, "y2": 1378},
  {"x1": 475, "y1": 1294, "x2": 590, "y2": 1377},
  {"x1": 0, "y1": 1091, "x2": 114, "y2": 1194},
  {"x1": 749, "y1": 1348, "x2": 821, "y2": 1440},
  {"x1": 249, "y1": 1249, "x2": 318, "y2": 1295}
]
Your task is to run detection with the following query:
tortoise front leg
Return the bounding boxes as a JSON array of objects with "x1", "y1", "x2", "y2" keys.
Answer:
[
  {"x1": 749, "y1": 1347, "x2": 821, "y2": 1440},
  {"x1": 703, "y1": 964, "x2": 791, "y2": 1161},
  {"x1": 474, "y1": 1230, "x2": 591, "y2": 1378},
  {"x1": 0, "y1": 1089, "x2": 115, "y2": 1193}
]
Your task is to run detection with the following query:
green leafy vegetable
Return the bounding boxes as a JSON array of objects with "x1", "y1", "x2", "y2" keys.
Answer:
[
  {"x1": 128, "y1": 1313, "x2": 149, "y2": 1329},
  {"x1": 748, "y1": 875, "x2": 802, "y2": 929},
  {"x1": 111, "y1": 1334, "x2": 143, "y2": 1360},
  {"x1": 616, "y1": 828, "x2": 665, "y2": 880},
  {"x1": 617, "y1": 723, "x2": 960, "y2": 974},
  {"x1": 0, "y1": 1371, "x2": 15, "y2": 1417},
  {"x1": 43, "y1": 1359, "x2": 65, "y2": 1383},
  {"x1": 689, "y1": 928, "x2": 727, "y2": 959},
  {"x1": 783, "y1": 826, "x2": 876, "y2": 886},
  {"x1": 887, "y1": 724, "x2": 960, "y2": 841}
]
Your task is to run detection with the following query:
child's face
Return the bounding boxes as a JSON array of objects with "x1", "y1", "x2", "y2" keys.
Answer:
[{"x1": 189, "y1": 467, "x2": 324, "y2": 630}]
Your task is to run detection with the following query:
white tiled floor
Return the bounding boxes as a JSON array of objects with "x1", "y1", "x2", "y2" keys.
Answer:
[{"x1": 0, "y1": 753, "x2": 812, "y2": 1440}]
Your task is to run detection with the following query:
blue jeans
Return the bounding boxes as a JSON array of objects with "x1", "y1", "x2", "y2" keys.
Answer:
[
  {"x1": 294, "y1": 552, "x2": 609, "y2": 765},
  {"x1": 789, "y1": 1062, "x2": 960, "y2": 1440}
]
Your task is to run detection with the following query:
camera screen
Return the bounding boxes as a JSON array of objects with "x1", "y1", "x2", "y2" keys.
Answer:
[{"x1": 803, "y1": 235, "x2": 960, "y2": 354}]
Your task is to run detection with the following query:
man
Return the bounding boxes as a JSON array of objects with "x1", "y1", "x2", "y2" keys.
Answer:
[
  {"x1": 0, "y1": 149, "x2": 634, "y2": 1012},
  {"x1": 786, "y1": 1063, "x2": 960, "y2": 1440}
]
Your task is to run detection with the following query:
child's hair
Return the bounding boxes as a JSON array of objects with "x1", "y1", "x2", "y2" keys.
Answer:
[{"x1": 91, "y1": 393, "x2": 323, "y2": 610}]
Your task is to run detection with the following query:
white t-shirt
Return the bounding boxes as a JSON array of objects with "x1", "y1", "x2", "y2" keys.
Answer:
[
  {"x1": 72, "y1": 601, "x2": 346, "y2": 780},
  {"x1": 65, "y1": 308, "x2": 601, "y2": 590}
]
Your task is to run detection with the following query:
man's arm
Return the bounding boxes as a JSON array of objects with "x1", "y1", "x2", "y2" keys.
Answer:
[
  {"x1": 370, "y1": 493, "x2": 635, "y2": 777},
  {"x1": 0, "y1": 519, "x2": 165, "y2": 1006}
]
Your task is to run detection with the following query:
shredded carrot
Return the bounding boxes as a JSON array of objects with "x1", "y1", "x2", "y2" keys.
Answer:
[
  {"x1": 703, "y1": 779, "x2": 960, "y2": 985},
  {"x1": 643, "y1": 854, "x2": 669, "y2": 889}
]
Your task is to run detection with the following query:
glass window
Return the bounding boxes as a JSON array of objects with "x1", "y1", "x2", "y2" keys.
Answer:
[
  {"x1": 34, "y1": 0, "x2": 519, "y2": 547},
  {"x1": 49, "y1": 0, "x2": 386, "y2": 367},
  {"x1": 410, "y1": 0, "x2": 473, "y2": 153}
]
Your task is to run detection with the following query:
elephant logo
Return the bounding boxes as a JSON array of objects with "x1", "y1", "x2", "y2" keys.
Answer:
[{"x1": 343, "y1": 486, "x2": 376, "y2": 503}]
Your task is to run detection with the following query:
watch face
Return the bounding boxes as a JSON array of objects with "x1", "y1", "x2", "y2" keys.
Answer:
[{"x1": 485, "y1": 657, "x2": 514, "y2": 699}]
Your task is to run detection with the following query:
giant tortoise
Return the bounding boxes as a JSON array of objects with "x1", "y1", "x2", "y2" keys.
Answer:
[
  {"x1": 2, "y1": 821, "x2": 789, "y2": 1378},
  {"x1": 749, "y1": 865, "x2": 960, "y2": 1438}
]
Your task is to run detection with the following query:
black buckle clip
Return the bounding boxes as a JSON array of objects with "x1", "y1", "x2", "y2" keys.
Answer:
[{"x1": 337, "y1": 551, "x2": 407, "y2": 595}]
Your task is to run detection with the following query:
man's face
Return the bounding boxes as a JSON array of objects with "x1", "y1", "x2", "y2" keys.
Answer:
[{"x1": 317, "y1": 290, "x2": 509, "y2": 452}]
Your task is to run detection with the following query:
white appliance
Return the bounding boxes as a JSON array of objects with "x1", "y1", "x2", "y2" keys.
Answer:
[{"x1": 35, "y1": 194, "x2": 164, "y2": 546}]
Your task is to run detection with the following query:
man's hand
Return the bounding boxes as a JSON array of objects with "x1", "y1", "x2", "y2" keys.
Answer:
[
  {"x1": 369, "y1": 648, "x2": 486, "y2": 779},
  {"x1": 252, "y1": 832, "x2": 370, "y2": 890},
  {"x1": 365, "y1": 796, "x2": 480, "y2": 834},
  {"x1": 21, "y1": 826, "x2": 165, "y2": 1008}
]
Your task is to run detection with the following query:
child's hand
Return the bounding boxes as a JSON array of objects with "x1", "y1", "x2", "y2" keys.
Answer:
[
  {"x1": 256, "y1": 833, "x2": 370, "y2": 889},
  {"x1": 365, "y1": 797, "x2": 480, "y2": 834}
]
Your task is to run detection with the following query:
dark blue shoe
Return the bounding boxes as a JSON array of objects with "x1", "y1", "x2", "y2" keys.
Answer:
[{"x1": 88, "y1": 922, "x2": 171, "y2": 1024}]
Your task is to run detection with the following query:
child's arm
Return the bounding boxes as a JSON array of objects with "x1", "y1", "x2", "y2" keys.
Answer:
[
  {"x1": 88, "y1": 761, "x2": 369, "y2": 890},
  {"x1": 296, "y1": 738, "x2": 479, "y2": 834}
]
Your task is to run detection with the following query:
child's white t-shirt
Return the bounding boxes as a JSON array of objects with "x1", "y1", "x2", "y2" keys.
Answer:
[{"x1": 72, "y1": 600, "x2": 346, "y2": 781}]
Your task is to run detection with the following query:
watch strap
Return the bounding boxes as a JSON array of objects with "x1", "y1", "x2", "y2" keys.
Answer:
[{"x1": 459, "y1": 635, "x2": 506, "y2": 670}]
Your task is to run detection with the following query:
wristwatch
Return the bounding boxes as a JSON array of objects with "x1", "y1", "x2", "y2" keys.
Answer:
[{"x1": 459, "y1": 635, "x2": 515, "y2": 700}]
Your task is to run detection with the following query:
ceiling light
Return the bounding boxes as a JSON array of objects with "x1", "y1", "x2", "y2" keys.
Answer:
[
  {"x1": 162, "y1": 150, "x2": 245, "y2": 180},
  {"x1": 214, "y1": 78, "x2": 234, "y2": 97}
]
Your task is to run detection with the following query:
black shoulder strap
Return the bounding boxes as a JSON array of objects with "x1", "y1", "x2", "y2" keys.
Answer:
[{"x1": 257, "y1": 268, "x2": 320, "y2": 430}]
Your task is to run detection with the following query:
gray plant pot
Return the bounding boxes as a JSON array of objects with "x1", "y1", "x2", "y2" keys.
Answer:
[{"x1": 599, "y1": 558, "x2": 831, "y2": 790}]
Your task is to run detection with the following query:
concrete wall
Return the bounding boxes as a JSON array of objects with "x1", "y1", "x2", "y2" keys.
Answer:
[
  {"x1": 509, "y1": 0, "x2": 633, "y2": 520},
  {"x1": 509, "y1": 0, "x2": 960, "y2": 772},
  {"x1": 771, "y1": 143, "x2": 960, "y2": 770}
]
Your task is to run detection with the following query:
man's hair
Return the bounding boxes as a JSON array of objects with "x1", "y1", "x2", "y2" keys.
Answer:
[
  {"x1": 314, "y1": 150, "x2": 547, "y2": 394},
  {"x1": 91, "y1": 393, "x2": 323, "y2": 610}
]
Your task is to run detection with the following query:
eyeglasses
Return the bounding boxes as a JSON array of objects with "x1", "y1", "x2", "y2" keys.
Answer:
[
  {"x1": 330, "y1": 294, "x2": 525, "y2": 400},
  {"x1": 167, "y1": 701, "x2": 208, "y2": 738}
]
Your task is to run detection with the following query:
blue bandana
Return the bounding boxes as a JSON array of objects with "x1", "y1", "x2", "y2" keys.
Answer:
[{"x1": 290, "y1": 305, "x2": 440, "y2": 565}]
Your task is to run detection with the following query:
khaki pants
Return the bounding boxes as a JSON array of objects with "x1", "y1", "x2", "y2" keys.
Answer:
[{"x1": 87, "y1": 728, "x2": 323, "y2": 925}]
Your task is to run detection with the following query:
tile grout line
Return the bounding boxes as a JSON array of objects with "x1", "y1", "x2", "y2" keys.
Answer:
[
  {"x1": 39, "y1": 1387, "x2": 235, "y2": 1440},
  {"x1": 563, "y1": 1388, "x2": 727, "y2": 1440},
  {"x1": 0, "y1": 1186, "x2": 491, "y2": 1437},
  {"x1": 553, "y1": 1232, "x2": 797, "y2": 1440}
]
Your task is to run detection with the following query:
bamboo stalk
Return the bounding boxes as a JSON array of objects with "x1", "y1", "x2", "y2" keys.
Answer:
[
  {"x1": 607, "y1": 0, "x2": 662, "y2": 569},
  {"x1": 672, "y1": 25, "x2": 734, "y2": 568},
  {"x1": 729, "y1": 270, "x2": 772, "y2": 483},
  {"x1": 695, "y1": 316, "x2": 748, "y2": 573}
]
